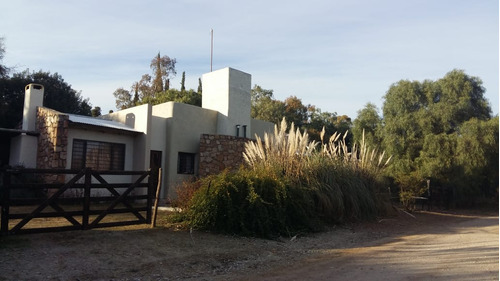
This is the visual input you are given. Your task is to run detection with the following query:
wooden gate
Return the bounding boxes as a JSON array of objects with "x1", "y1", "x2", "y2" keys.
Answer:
[{"x1": 0, "y1": 168, "x2": 157, "y2": 235}]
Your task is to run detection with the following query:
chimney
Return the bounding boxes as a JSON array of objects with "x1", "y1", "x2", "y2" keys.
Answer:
[
  {"x1": 22, "y1": 84, "x2": 44, "y2": 131},
  {"x1": 9, "y1": 84, "x2": 44, "y2": 168}
]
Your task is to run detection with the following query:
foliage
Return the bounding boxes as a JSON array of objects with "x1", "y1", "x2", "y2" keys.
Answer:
[
  {"x1": 113, "y1": 87, "x2": 133, "y2": 110},
  {"x1": 454, "y1": 117, "x2": 499, "y2": 202},
  {"x1": 186, "y1": 169, "x2": 320, "y2": 238},
  {"x1": 112, "y1": 53, "x2": 202, "y2": 109},
  {"x1": 0, "y1": 70, "x2": 92, "y2": 128},
  {"x1": 0, "y1": 37, "x2": 8, "y2": 78},
  {"x1": 250, "y1": 85, "x2": 286, "y2": 124},
  {"x1": 151, "y1": 52, "x2": 176, "y2": 93},
  {"x1": 141, "y1": 89, "x2": 201, "y2": 107},
  {"x1": 91, "y1": 106, "x2": 102, "y2": 117},
  {"x1": 380, "y1": 69, "x2": 496, "y2": 206},
  {"x1": 182, "y1": 118, "x2": 391, "y2": 238},
  {"x1": 352, "y1": 103, "x2": 382, "y2": 148},
  {"x1": 250, "y1": 85, "x2": 353, "y2": 143},
  {"x1": 180, "y1": 71, "x2": 186, "y2": 92}
]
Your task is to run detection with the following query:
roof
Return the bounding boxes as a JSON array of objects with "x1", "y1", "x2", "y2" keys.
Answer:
[{"x1": 67, "y1": 114, "x2": 142, "y2": 134}]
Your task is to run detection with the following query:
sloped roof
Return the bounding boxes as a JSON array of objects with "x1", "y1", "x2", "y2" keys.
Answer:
[{"x1": 67, "y1": 114, "x2": 141, "y2": 133}]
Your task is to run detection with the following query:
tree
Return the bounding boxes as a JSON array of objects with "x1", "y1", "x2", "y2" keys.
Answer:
[
  {"x1": 197, "y1": 78, "x2": 202, "y2": 94},
  {"x1": 333, "y1": 114, "x2": 353, "y2": 146},
  {"x1": 352, "y1": 103, "x2": 382, "y2": 148},
  {"x1": 455, "y1": 117, "x2": 498, "y2": 199},
  {"x1": 150, "y1": 52, "x2": 176, "y2": 94},
  {"x1": 382, "y1": 80, "x2": 427, "y2": 176},
  {"x1": 0, "y1": 38, "x2": 8, "y2": 78},
  {"x1": 112, "y1": 87, "x2": 132, "y2": 110},
  {"x1": 91, "y1": 106, "x2": 102, "y2": 117},
  {"x1": 283, "y1": 96, "x2": 308, "y2": 128},
  {"x1": 143, "y1": 88, "x2": 201, "y2": 107},
  {"x1": 0, "y1": 70, "x2": 92, "y2": 128},
  {"x1": 114, "y1": 53, "x2": 180, "y2": 108},
  {"x1": 380, "y1": 69, "x2": 495, "y2": 205},
  {"x1": 250, "y1": 85, "x2": 285, "y2": 124},
  {"x1": 180, "y1": 71, "x2": 186, "y2": 92}
]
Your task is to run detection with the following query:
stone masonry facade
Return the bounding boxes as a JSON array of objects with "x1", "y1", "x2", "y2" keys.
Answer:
[
  {"x1": 198, "y1": 134, "x2": 251, "y2": 177},
  {"x1": 36, "y1": 107, "x2": 68, "y2": 182}
]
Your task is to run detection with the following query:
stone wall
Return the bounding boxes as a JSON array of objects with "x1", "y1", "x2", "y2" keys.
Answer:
[
  {"x1": 198, "y1": 134, "x2": 251, "y2": 177},
  {"x1": 36, "y1": 107, "x2": 68, "y2": 182}
]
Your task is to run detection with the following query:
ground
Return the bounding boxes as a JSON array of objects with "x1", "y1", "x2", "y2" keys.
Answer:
[{"x1": 0, "y1": 208, "x2": 497, "y2": 280}]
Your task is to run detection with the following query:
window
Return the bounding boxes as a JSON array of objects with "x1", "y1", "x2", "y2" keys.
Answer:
[
  {"x1": 71, "y1": 139, "x2": 125, "y2": 171},
  {"x1": 177, "y1": 152, "x2": 195, "y2": 174}
]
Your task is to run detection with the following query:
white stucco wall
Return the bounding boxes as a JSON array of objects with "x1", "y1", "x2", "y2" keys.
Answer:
[
  {"x1": 251, "y1": 118, "x2": 276, "y2": 139},
  {"x1": 202, "y1": 67, "x2": 252, "y2": 136},
  {"x1": 9, "y1": 135, "x2": 38, "y2": 168},
  {"x1": 104, "y1": 104, "x2": 152, "y2": 171},
  {"x1": 153, "y1": 102, "x2": 218, "y2": 200}
]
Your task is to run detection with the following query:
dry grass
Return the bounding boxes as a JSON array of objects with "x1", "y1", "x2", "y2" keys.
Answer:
[{"x1": 244, "y1": 118, "x2": 391, "y2": 178}]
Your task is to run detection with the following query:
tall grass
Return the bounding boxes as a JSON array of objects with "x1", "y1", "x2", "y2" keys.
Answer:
[
  {"x1": 184, "y1": 118, "x2": 392, "y2": 238},
  {"x1": 244, "y1": 118, "x2": 392, "y2": 223}
]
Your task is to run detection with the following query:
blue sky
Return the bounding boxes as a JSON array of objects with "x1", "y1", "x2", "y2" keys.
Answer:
[{"x1": 1, "y1": 0, "x2": 498, "y2": 119}]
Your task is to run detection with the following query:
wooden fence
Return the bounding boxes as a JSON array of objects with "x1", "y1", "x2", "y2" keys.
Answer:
[{"x1": 0, "y1": 168, "x2": 157, "y2": 235}]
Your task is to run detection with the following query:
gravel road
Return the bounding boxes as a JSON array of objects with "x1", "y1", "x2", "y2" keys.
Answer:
[
  {"x1": 0, "y1": 210, "x2": 497, "y2": 280},
  {"x1": 251, "y1": 213, "x2": 499, "y2": 281}
]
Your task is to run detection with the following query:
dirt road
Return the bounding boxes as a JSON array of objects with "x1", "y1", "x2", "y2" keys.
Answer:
[
  {"x1": 251, "y1": 213, "x2": 498, "y2": 281},
  {"x1": 0, "y1": 210, "x2": 498, "y2": 280}
]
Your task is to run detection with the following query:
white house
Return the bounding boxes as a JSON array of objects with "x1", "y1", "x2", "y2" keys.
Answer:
[{"x1": 9, "y1": 67, "x2": 274, "y2": 202}]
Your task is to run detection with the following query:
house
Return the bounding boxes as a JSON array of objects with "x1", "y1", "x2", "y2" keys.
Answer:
[{"x1": 8, "y1": 67, "x2": 275, "y2": 202}]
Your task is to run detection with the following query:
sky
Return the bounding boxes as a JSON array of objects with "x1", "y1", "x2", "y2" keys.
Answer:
[{"x1": 1, "y1": 0, "x2": 498, "y2": 119}]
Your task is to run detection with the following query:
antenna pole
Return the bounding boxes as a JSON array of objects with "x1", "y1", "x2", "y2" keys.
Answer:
[{"x1": 210, "y1": 28, "x2": 213, "y2": 72}]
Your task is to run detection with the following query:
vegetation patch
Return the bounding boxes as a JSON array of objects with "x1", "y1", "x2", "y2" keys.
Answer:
[{"x1": 176, "y1": 119, "x2": 392, "y2": 238}]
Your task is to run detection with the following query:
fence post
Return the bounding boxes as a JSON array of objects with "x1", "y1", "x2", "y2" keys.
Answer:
[
  {"x1": 82, "y1": 168, "x2": 91, "y2": 230},
  {"x1": 1, "y1": 170, "x2": 11, "y2": 235},
  {"x1": 151, "y1": 168, "x2": 162, "y2": 228},
  {"x1": 146, "y1": 169, "x2": 153, "y2": 224}
]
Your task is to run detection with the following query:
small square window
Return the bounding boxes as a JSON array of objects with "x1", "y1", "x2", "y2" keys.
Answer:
[{"x1": 177, "y1": 152, "x2": 195, "y2": 174}]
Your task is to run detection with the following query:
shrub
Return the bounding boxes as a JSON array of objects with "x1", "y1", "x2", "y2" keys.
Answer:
[
  {"x1": 183, "y1": 119, "x2": 392, "y2": 237},
  {"x1": 186, "y1": 169, "x2": 320, "y2": 238}
]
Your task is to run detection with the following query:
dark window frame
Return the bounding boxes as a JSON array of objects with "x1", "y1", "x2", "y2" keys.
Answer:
[
  {"x1": 177, "y1": 152, "x2": 195, "y2": 174},
  {"x1": 71, "y1": 139, "x2": 125, "y2": 171}
]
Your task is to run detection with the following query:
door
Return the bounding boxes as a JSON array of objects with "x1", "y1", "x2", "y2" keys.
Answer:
[{"x1": 149, "y1": 150, "x2": 162, "y2": 194}]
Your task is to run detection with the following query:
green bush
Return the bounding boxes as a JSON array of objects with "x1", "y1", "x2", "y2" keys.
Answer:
[
  {"x1": 186, "y1": 169, "x2": 321, "y2": 238},
  {"x1": 182, "y1": 120, "x2": 392, "y2": 238}
]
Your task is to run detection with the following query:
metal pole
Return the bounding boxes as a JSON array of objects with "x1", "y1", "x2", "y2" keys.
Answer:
[{"x1": 210, "y1": 29, "x2": 213, "y2": 72}]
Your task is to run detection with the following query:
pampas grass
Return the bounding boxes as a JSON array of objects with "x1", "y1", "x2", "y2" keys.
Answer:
[
  {"x1": 183, "y1": 118, "x2": 393, "y2": 238},
  {"x1": 244, "y1": 118, "x2": 391, "y2": 223}
]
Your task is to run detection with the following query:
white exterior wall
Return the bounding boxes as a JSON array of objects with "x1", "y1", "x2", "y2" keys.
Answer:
[
  {"x1": 9, "y1": 135, "x2": 38, "y2": 168},
  {"x1": 251, "y1": 118, "x2": 276, "y2": 139},
  {"x1": 153, "y1": 102, "x2": 218, "y2": 200},
  {"x1": 202, "y1": 68, "x2": 252, "y2": 137},
  {"x1": 104, "y1": 104, "x2": 152, "y2": 171}
]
